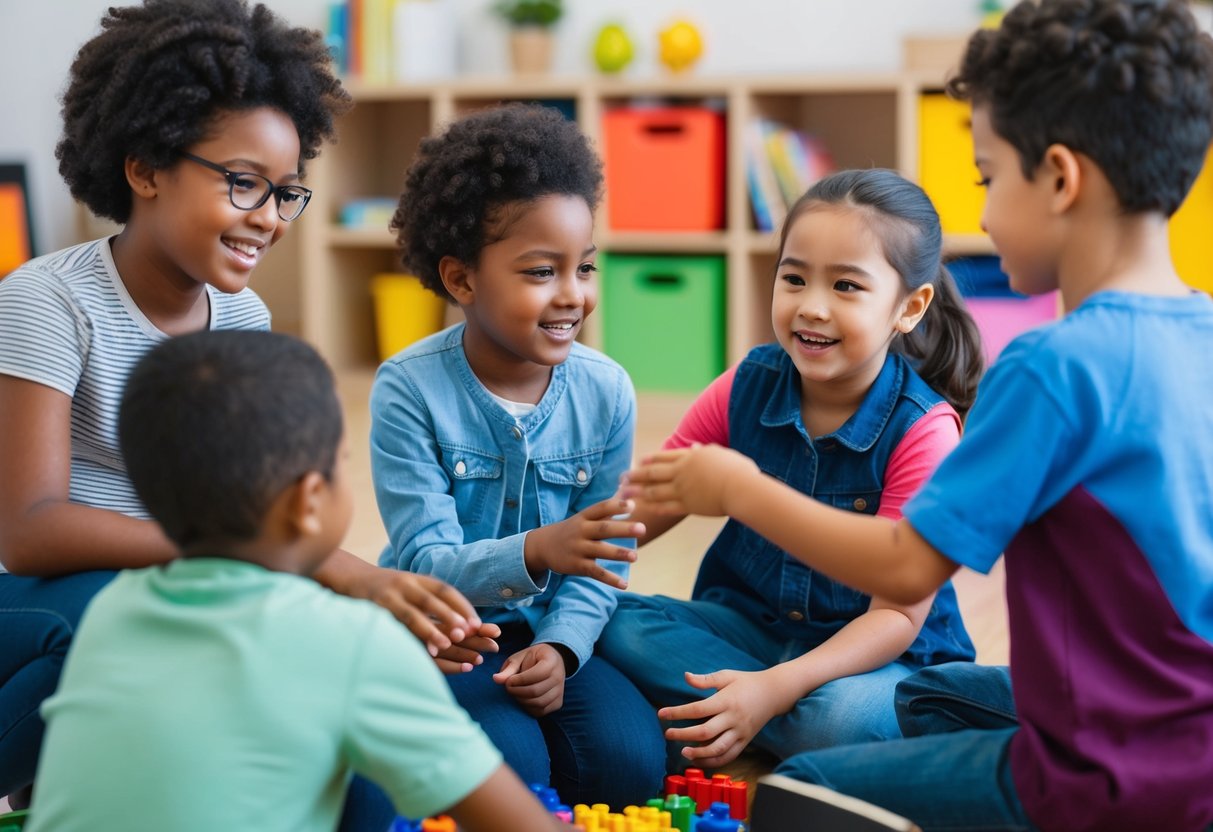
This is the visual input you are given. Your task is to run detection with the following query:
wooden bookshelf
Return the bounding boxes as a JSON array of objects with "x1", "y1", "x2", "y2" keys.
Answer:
[{"x1": 267, "y1": 72, "x2": 1003, "y2": 371}]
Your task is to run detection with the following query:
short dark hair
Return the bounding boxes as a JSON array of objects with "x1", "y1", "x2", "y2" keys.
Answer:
[
  {"x1": 783, "y1": 169, "x2": 985, "y2": 418},
  {"x1": 391, "y1": 102, "x2": 604, "y2": 301},
  {"x1": 947, "y1": 0, "x2": 1213, "y2": 216},
  {"x1": 118, "y1": 330, "x2": 343, "y2": 550},
  {"x1": 57, "y1": 0, "x2": 352, "y2": 224}
]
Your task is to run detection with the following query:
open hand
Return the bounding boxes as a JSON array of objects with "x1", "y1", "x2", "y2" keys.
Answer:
[
  {"x1": 493, "y1": 642, "x2": 567, "y2": 718},
  {"x1": 523, "y1": 497, "x2": 643, "y2": 590},
  {"x1": 620, "y1": 445, "x2": 760, "y2": 518},
  {"x1": 658, "y1": 668, "x2": 796, "y2": 769}
]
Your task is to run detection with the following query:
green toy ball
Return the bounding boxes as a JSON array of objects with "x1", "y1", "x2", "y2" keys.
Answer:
[{"x1": 593, "y1": 23, "x2": 634, "y2": 74}]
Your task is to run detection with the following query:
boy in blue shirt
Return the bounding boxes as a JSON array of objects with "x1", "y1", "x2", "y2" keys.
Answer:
[
  {"x1": 27, "y1": 331, "x2": 563, "y2": 832},
  {"x1": 623, "y1": 1, "x2": 1213, "y2": 829}
]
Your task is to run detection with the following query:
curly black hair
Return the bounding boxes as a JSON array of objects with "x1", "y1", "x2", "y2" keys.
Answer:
[
  {"x1": 56, "y1": 0, "x2": 352, "y2": 224},
  {"x1": 947, "y1": 0, "x2": 1213, "y2": 216},
  {"x1": 120, "y1": 330, "x2": 342, "y2": 549},
  {"x1": 391, "y1": 103, "x2": 604, "y2": 301}
]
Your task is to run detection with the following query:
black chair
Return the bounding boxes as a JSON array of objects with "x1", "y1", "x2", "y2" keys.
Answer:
[{"x1": 748, "y1": 774, "x2": 921, "y2": 832}]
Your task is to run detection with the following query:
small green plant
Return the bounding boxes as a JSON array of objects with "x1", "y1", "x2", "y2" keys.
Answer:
[{"x1": 493, "y1": 0, "x2": 562, "y2": 28}]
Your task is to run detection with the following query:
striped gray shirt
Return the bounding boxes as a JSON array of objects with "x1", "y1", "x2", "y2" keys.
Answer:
[{"x1": 0, "y1": 237, "x2": 269, "y2": 524}]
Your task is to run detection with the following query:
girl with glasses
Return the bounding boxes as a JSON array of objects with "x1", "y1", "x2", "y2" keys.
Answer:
[{"x1": 0, "y1": 2, "x2": 490, "y2": 828}]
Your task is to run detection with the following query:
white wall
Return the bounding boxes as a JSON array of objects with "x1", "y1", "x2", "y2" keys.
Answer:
[{"x1": 1, "y1": 0, "x2": 989, "y2": 253}]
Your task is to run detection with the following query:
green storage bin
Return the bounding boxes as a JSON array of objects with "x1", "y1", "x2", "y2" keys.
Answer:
[{"x1": 601, "y1": 254, "x2": 726, "y2": 392}]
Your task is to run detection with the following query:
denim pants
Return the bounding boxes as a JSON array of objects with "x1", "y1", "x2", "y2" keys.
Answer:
[
  {"x1": 0, "y1": 570, "x2": 117, "y2": 798},
  {"x1": 445, "y1": 623, "x2": 665, "y2": 809},
  {"x1": 775, "y1": 661, "x2": 1037, "y2": 832},
  {"x1": 597, "y1": 594, "x2": 915, "y2": 768},
  {"x1": 0, "y1": 570, "x2": 407, "y2": 832}
]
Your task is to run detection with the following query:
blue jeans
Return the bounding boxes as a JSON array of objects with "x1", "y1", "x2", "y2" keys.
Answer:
[
  {"x1": 776, "y1": 662, "x2": 1036, "y2": 832},
  {"x1": 597, "y1": 594, "x2": 914, "y2": 767},
  {"x1": 446, "y1": 623, "x2": 664, "y2": 809},
  {"x1": 0, "y1": 570, "x2": 403, "y2": 832},
  {"x1": 0, "y1": 570, "x2": 116, "y2": 798}
]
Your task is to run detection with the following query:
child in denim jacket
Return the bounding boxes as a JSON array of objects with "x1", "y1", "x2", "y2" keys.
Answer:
[
  {"x1": 599, "y1": 168, "x2": 983, "y2": 770},
  {"x1": 371, "y1": 103, "x2": 664, "y2": 809}
]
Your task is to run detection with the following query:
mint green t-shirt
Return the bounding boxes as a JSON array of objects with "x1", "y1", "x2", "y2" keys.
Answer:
[{"x1": 28, "y1": 558, "x2": 502, "y2": 832}]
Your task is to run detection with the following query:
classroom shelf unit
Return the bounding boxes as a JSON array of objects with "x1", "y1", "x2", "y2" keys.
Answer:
[{"x1": 276, "y1": 72, "x2": 1212, "y2": 374}]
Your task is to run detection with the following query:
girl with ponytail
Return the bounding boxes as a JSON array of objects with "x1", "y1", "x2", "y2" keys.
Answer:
[{"x1": 599, "y1": 168, "x2": 981, "y2": 769}]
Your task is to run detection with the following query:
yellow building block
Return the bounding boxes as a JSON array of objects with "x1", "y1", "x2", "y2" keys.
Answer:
[
  {"x1": 919, "y1": 93, "x2": 986, "y2": 235},
  {"x1": 1169, "y1": 146, "x2": 1213, "y2": 294}
]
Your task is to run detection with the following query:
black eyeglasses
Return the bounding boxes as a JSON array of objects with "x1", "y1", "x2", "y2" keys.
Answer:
[{"x1": 180, "y1": 152, "x2": 312, "y2": 222}]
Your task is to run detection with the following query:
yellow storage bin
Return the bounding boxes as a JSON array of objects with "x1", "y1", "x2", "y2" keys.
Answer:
[
  {"x1": 919, "y1": 93, "x2": 985, "y2": 235},
  {"x1": 1170, "y1": 146, "x2": 1213, "y2": 294},
  {"x1": 370, "y1": 273, "x2": 447, "y2": 361}
]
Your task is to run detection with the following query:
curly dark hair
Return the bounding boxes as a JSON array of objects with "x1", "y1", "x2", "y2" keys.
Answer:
[
  {"x1": 56, "y1": 0, "x2": 352, "y2": 224},
  {"x1": 391, "y1": 103, "x2": 604, "y2": 301},
  {"x1": 120, "y1": 330, "x2": 343, "y2": 549},
  {"x1": 947, "y1": 0, "x2": 1213, "y2": 216}
]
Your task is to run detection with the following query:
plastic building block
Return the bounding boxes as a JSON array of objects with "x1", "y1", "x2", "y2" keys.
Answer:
[
  {"x1": 695, "y1": 802, "x2": 743, "y2": 832},
  {"x1": 390, "y1": 814, "x2": 455, "y2": 831},
  {"x1": 0, "y1": 809, "x2": 29, "y2": 832},
  {"x1": 530, "y1": 783, "x2": 574, "y2": 823},
  {"x1": 547, "y1": 772, "x2": 752, "y2": 831}
]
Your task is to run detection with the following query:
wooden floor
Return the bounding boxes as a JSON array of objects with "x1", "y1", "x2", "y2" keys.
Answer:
[{"x1": 337, "y1": 372, "x2": 1010, "y2": 667}]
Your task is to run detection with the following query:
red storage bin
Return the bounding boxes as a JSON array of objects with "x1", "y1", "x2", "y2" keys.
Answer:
[{"x1": 602, "y1": 107, "x2": 725, "y2": 231}]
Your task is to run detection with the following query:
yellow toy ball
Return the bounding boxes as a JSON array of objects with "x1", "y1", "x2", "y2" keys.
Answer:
[
  {"x1": 658, "y1": 19, "x2": 703, "y2": 73},
  {"x1": 593, "y1": 23, "x2": 634, "y2": 74}
]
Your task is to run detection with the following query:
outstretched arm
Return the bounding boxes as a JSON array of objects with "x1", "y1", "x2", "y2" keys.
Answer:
[{"x1": 622, "y1": 444, "x2": 957, "y2": 604}]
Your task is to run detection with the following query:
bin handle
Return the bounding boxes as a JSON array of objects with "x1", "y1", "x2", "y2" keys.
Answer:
[
  {"x1": 642, "y1": 273, "x2": 684, "y2": 289},
  {"x1": 642, "y1": 122, "x2": 686, "y2": 136}
]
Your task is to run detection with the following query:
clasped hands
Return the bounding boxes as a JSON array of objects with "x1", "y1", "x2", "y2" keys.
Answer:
[{"x1": 619, "y1": 444, "x2": 759, "y2": 518}]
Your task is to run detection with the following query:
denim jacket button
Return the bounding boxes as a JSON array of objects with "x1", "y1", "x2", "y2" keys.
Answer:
[
  {"x1": 510, "y1": 426, "x2": 523, "y2": 440},
  {"x1": 786, "y1": 610, "x2": 805, "y2": 622},
  {"x1": 454, "y1": 460, "x2": 467, "y2": 476},
  {"x1": 853, "y1": 498, "x2": 867, "y2": 511},
  {"x1": 576, "y1": 469, "x2": 588, "y2": 483},
  {"x1": 501, "y1": 587, "x2": 515, "y2": 598},
  {"x1": 505, "y1": 498, "x2": 518, "y2": 508}
]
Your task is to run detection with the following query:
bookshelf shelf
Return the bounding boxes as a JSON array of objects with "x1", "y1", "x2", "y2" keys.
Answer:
[
  {"x1": 328, "y1": 227, "x2": 397, "y2": 248},
  {"x1": 279, "y1": 72, "x2": 1002, "y2": 371}
]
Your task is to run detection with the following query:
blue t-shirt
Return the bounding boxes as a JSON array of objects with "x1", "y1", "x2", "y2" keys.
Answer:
[{"x1": 906, "y1": 290, "x2": 1213, "y2": 832}]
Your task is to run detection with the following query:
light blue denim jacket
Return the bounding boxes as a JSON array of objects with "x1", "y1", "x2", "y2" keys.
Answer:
[{"x1": 371, "y1": 323, "x2": 636, "y2": 671}]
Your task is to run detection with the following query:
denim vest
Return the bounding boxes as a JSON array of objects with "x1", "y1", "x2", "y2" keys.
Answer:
[
  {"x1": 371, "y1": 324, "x2": 636, "y2": 670},
  {"x1": 693, "y1": 344, "x2": 975, "y2": 667}
]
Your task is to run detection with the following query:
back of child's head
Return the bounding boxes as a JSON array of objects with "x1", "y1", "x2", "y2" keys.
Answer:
[
  {"x1": 391, "y1": 102, "x2": 604, "y2": 301},
  {"x1": 781, "y1": 169, "x2": 984, "y2": 417},
  {"x1": 118, "y1": 330, "x2": 342, "y2": 550},
  {"x1": 947, "y1": 0, "x2": 1213, "y2": 216},
  {"x1": 57, "y1": 0, "x2": 352, "y2": 224}
]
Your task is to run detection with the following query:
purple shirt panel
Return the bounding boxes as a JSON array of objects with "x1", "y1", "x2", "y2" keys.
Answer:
[{"x1": 1006, "y1": 486, "x2": 1213, "y2": 832}]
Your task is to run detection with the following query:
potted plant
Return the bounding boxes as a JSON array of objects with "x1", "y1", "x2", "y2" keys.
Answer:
[{"x1": 493, "y1": 0, "x2": 563, "y2": 74}]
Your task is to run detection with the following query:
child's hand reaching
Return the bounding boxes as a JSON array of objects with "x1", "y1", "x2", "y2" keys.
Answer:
[
  {"x1": 433, "y1": 621, "x2": 502, "y2": 675},
  {"x1": 523, "y1": 497, "x2": 643, "y2": 590},
  {"x1": 620, "y1": 445, "x2": 761, "y2": 518},
  {"x1": 361, "y1": 567, "x2": 492, "y2": 658},
  {"x1": 658, "y1": 668, "x2": 801, "y2": 769},
  {"x1": 493, "y1": 642, "x2": 567, "y2": 717}
]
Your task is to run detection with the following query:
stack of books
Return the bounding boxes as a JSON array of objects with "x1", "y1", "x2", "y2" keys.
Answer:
[
  {"x1": 326, "y1": 0, "x2": 456, "y2": 83},
  {"x1": 744, "y1": 117, "x2": 835, "y2": 232}
]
